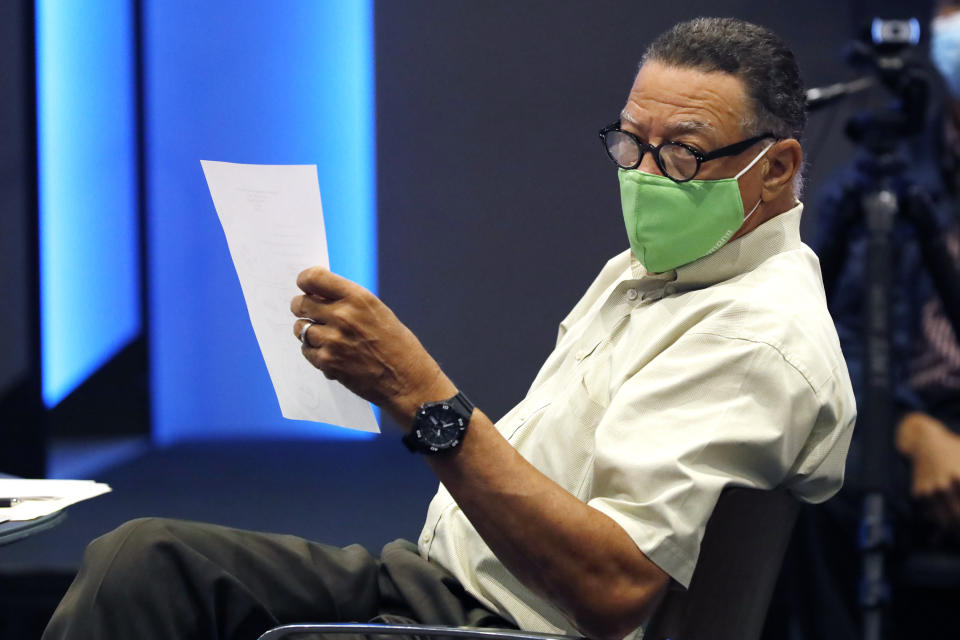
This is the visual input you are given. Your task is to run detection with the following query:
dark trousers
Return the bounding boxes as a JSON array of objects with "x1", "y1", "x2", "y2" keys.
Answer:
[{"x1": 42, "y1": 518, "x2": 515, "y2": 640}]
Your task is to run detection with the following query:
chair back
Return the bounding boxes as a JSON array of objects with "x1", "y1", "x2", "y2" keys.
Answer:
[{"x1": 643, "y1": 486, "x2": 799, "y2": 640}]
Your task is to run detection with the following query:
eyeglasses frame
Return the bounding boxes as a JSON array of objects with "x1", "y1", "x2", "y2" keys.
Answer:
[{"x1": 598, "y1": 121, "x2": 777, "y2": 183}]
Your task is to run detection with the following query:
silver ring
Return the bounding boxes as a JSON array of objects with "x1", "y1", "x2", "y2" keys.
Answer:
[{"x1": 299, "y1": 321, "x2": 315, "y2": 346}]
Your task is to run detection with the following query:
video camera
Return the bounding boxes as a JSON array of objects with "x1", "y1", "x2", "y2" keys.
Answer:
[{"x1": 806, "y1": 18, "x2": 930, "y2": 148}]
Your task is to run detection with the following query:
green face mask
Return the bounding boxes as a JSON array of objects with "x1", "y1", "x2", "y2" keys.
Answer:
[{"x1": 617, "y1": 142, "x2": 772, "y2": 273}]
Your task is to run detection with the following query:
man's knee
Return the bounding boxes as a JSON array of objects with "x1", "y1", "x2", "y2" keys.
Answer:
[
  {"x1": 82, "y1": 518, "x2": 202, "y2": 596},
  {"x1": 88, "y1": 517, "x2": 183, "y2": 558}
]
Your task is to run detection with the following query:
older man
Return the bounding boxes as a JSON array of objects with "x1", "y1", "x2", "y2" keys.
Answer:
[{"x1": 43, "y1": 17, "x2": 854, "y2": 640}]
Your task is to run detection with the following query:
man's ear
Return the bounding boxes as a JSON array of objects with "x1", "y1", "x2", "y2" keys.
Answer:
[{"x1": 761, "y1": 139, "x2": 802, "y2": 201}]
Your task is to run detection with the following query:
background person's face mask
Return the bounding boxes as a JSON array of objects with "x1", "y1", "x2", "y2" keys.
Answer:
[
  {"x1": 618, "y1": 142, "x2": 773, "y2": 273},
  {"x1": 932, "y1": 11, "x2": 960, "y2": 98}
]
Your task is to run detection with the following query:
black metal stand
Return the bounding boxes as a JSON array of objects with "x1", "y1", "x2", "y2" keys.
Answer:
[
  {"x1": 816, "y1": 113, "x2": 960, "y2": 640},
  {"x1": 806, "y1": 21, "x2": 960, "y2": 638},
  {"x1": 824, "y1": 147, "x2": 905, "y2": 640},
  {"x1": 858, "y1": 176, "x2": 900, "y2": 640}
]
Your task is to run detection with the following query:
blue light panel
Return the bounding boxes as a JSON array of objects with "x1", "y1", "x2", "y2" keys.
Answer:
[
  {"x1": 145, "y1": 2, "x2": 376, "y2": 443},
  {"x1": 36, "y1": 0, "x2": 141, "y2": 407}
]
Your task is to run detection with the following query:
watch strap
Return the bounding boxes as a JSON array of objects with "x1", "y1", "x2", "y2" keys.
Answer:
[
  {"x1": 401, "y1": 429, "x2": 419, "y2": 453},
  {"x1": 446, "y1": 391, "x2": 475, "y2": 420}
]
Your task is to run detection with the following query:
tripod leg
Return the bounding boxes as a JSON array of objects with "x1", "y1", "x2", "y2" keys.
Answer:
[
  {"x1": 813, "y1": 179, "x2": 864, "y2": 302},
  {"x1": 857, "y1": 185, "x2": 900, "y2": 640}
]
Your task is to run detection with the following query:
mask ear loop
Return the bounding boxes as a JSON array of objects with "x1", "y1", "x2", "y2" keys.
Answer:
[
  {"x1": 743, "y1": 196, "x2": 763, "y2": 223},
  {"x1": 734, "y1": 140, "x2": 775, "y2": 179},
  {"x1": 736, "y1": 140, "x2": 776, "y2": 224}
]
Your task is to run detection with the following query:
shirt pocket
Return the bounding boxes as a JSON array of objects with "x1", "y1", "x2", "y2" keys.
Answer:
[
  {"x1": 505, "y1": 400, "x2": 552, "y2": 442},
  {"x1": 519, "y1": 367, "x2": 610, "y2": 496},
  {"x1": 580, "y1": 341, "x2": 612, "y2": 409}
]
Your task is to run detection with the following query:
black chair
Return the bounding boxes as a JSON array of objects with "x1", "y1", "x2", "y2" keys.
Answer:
[{"x1": 259, "y1": 486, "x2": 799, "y2": 640}]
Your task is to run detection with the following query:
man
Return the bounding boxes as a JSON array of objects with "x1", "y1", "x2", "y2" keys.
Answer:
[
  {"x1": 43, "y1": 18, "x2": 854, "y2": 640},
  {"x1": 766, "y1": 3, "x2": 960, "y2": 638}
]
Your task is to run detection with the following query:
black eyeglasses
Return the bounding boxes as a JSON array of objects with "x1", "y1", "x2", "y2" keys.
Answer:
[{"x1": 598, "y1": 121, "x2": 775, "y2": 183}]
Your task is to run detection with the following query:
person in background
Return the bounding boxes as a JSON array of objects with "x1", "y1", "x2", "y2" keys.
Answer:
[{"x1": 766, "y1": 2, "x2": 960, "y2": 638}]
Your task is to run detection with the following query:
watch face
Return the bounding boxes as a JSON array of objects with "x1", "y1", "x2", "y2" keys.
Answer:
[{"x1": 417, "y1": 405, "x2": 465, "y2": 450}]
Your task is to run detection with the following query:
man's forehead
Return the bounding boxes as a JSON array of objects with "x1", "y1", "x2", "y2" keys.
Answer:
[{"x1": 622, "y1": 61, "x2": 748, "y2": 137}]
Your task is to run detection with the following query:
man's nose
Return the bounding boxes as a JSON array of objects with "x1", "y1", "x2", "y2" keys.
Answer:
[{"x1": 638, "y1": 151, "x2": 662, "y2": 176}]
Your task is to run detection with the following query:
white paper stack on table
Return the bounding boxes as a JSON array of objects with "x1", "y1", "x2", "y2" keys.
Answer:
[
  {"x1": 200, "y1": 160, "x2": 378, "y2": 433},
  {"x1": 0, "y1": 479, "x2": 112, "y2": 524}
]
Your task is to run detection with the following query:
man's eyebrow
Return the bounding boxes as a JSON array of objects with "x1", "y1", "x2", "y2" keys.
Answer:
[
  {"x1": 618, "y1": 112, "x2": 714, "y2": 138},
  {"x1": 619, "y1": 110, "x2": 641, "y2": 127},
  {"x1": 663, "y1": 120, "x2": 714, "y2": 136}
]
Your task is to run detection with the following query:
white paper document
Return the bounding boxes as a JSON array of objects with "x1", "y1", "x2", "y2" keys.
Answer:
[
  {"x1": 0, "y1": 479, "x2": 111, "y2": 523},
  {"x1": 201, "y1": 160, "x2": 378, "y2": 432}
]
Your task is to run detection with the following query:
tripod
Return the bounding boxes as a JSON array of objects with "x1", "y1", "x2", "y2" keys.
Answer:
[{"x1": 815, "y1": 97, "x2": 960, "y2": 640}]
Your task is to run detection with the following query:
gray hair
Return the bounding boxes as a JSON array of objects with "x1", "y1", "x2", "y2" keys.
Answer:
[{"x1": 642, "y1": 17, "x2": 807, "y2": 142}]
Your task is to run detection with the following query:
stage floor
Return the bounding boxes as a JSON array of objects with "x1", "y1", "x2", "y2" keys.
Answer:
[{"x1": 0, "y1": 437, "x2": 441, "y2": 637}]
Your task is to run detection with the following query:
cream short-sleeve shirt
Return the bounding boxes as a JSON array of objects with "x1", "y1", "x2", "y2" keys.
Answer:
[{"x1": 418, "y1": 204, "x2": 856, "y2": 637}]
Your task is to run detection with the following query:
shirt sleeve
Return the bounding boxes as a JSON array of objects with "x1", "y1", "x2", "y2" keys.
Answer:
[{"x1": 586, "y1": 330, "x2": 844, "y2": 587}]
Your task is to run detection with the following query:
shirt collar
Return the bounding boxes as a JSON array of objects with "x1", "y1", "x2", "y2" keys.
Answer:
[{"x1": 629, "y1": 202, "x2": 805, "y2": 291}]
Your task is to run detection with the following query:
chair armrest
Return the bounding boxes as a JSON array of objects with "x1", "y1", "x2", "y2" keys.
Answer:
[{"x1": 257, "y1": 622, "x2": 584, "y2": 640}]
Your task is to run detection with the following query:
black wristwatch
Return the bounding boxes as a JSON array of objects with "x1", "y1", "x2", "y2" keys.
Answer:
[{"x1": 402, "y1": 391, "x2": 475, "y2": 454}]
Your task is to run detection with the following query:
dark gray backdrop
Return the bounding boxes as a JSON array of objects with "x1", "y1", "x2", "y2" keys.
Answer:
[
  {"x1": 0, "y1": 0, "x2": 32, "y2": 397},
  {"x1": 0, "y1": 0, "x2": 927, "y2": 445},
  {"x1": 0, "y1": 0, "x2": 43, "y2": 477},
  {"x1": 375, "y1": 0, "x2": 923, "y2": 427}
]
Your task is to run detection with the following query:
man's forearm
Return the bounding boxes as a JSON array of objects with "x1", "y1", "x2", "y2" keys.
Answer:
[
  {"x1": 291, "y1": 270, "x2": 668, "y2": 638},
  {"x1": 423, "y1": 409, "x2": 669, "y2": 640}
]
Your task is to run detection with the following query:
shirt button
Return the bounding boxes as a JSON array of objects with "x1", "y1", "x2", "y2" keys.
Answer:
[
  {"x1": 575, "y1": 350, "x2": 587, "y2": 360},
  {"x1": 421, "y1": 532, "x2": 432, "y2": 545},
  {"x1": 626, "y1": 288, "x2": 639, "y2": 301}
]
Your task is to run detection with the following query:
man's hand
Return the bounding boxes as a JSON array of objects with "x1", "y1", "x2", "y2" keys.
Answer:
[
  {"x1": 291, "y1": 267, "x2": 455, "y2": 425},
  {"x1": 896, "y1": 411, "x2": 960, "y2": 535}
]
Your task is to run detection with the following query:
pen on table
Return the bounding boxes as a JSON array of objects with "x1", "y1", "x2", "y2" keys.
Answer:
[{"x1": 0, "y1": 497, "x2": 57, "y2": 507}]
